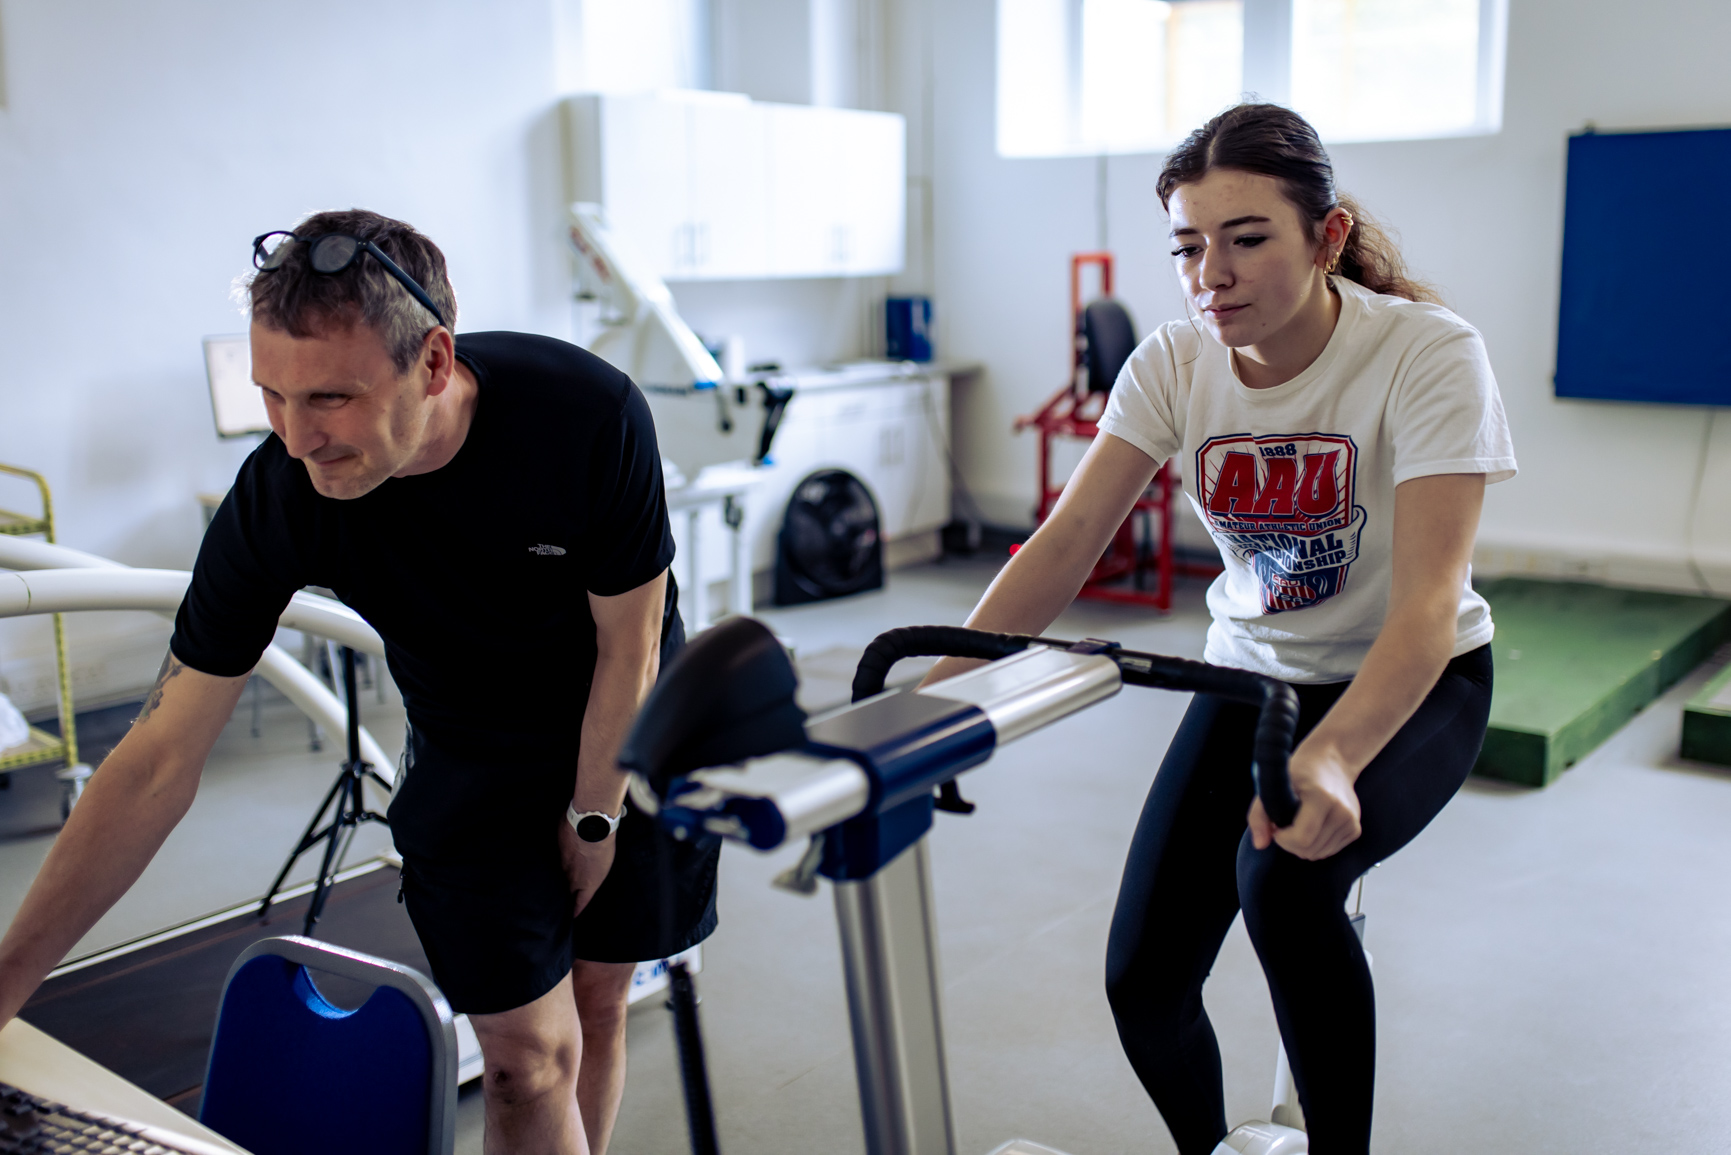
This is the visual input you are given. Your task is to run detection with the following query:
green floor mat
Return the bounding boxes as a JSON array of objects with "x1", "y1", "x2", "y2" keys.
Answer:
[
  {"x1": 1475, "y1": 579, "x2": 1731, "y2": 786},
  {"x1": 1681, "y1": 657, "x2": 1731, "y2": 767}
]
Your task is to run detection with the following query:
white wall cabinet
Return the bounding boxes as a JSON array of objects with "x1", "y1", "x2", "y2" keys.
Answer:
[
  {"x1": 689, "y1": 98, "x2": 770, "y2": 278},
  {"x1": 585, "y1": 93, "x2": 694, "y2": 277},
  {"x1": 566, "y1": 90, "x2": 905, "y2": 281}
]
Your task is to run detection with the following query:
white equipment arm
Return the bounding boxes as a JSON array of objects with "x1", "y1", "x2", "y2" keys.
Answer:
[{"x1": 567, "y1": 202, "x2": 724, "y2": 390}]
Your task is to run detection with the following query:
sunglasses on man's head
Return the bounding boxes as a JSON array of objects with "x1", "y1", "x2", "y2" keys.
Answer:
[{"x1": 251, "y1": 230, "x2": 448, "y2": 330}]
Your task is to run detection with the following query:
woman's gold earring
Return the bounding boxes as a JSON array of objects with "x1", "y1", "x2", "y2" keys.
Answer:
[{"x1": 1328, "y1": 213, "x2": 1353, "y2": 275}]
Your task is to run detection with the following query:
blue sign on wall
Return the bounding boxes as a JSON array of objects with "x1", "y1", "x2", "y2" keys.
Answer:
[{"x1": 1555, "y1": 126, "x2": 1731, "y2": 406}]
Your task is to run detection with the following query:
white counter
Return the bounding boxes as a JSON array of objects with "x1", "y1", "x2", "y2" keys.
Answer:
[{"x1": 649, "y1": 361, "x2": 974, "y2": 615}]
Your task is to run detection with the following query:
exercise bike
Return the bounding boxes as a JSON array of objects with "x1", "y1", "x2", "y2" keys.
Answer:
[{"x1": 624, "y1": 618, "x2": 1323, "y2": 1155}]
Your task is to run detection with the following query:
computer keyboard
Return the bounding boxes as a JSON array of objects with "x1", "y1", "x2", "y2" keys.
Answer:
[{"x1": 0, "y1": 1082, "x2": 234, "y2": 1155}]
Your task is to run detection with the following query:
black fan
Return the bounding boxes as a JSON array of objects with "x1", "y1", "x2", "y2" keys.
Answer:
[{"x1": 774, "y1": 469, "x2": 884, "y2": 606}]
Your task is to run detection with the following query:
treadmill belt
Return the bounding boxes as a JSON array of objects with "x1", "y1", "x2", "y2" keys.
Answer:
[{"x1": 18, "y1": 861, "x2": 428, "y2": 1112}]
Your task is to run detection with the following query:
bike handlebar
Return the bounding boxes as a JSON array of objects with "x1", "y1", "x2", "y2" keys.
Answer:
[{"x1": 852, "y1": 625, "x2": 1302, "y2": 828}]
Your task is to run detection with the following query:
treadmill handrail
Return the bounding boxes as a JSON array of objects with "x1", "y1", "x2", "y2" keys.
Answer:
[{"x1": 0, "y1": 566, "x2": 386, "y2": 659}]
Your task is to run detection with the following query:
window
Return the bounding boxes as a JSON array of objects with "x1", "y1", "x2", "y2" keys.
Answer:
[
  {"x1": 1079, "y1": 0, "x2": 1245, "y2": 153},
  {"x1": 1000, "y1": 0, "x2": 1245, "y2": 156},
  {"x1": 1292, "y1": 0, "x2": 1495, "y2": 142},
  {"x1": 997, "y1": 0, "x2": 1506, "y2": 157}
]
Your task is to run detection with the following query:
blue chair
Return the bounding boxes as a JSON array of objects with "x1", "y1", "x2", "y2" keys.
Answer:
[{"x1": 200, "y1": 935, "x2": 457, "y2": 1155}]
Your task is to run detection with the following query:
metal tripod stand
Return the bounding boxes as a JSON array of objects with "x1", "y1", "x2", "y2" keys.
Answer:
[{"x1": 257, "y1": 645, "x2": 393, "y2": 935}]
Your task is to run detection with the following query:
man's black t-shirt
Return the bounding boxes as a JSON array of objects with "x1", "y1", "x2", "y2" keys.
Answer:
[{"x1": 172, "y1": 332, "x2": 677, "y2": 766}]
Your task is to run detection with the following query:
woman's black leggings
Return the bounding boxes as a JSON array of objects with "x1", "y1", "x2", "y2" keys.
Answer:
[{"x1": 1104, "y1": 645, "x2": 1493, "y2": 1155}]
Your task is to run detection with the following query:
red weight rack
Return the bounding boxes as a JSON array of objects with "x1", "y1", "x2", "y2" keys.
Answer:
[{"x1": 1012, "y1": 253, "x2": 1219, "y2": 611}]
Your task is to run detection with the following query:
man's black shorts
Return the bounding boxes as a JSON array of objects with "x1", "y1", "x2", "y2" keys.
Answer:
[{"x1": 391, "y1": 725, "x2": 721, "y2": 1016}]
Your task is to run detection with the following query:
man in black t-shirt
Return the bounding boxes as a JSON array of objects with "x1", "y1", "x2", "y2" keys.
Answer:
[{"x1": 0, "y1": 210, "x2": 717, "y2": 1154}]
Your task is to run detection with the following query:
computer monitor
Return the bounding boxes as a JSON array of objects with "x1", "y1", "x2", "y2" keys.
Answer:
[{"x1": 202, "y1": 334, "x2": 269, "y2": 438}]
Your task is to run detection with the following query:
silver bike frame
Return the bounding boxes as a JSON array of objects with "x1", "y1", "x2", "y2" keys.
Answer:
[{"x1": 834, "y1": 837, "x2": 957, "y2": 1155}]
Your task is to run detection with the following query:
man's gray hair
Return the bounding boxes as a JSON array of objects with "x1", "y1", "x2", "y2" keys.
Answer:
[{"x1": 245, "y1": 208, "x2": 459, "y2": 374}]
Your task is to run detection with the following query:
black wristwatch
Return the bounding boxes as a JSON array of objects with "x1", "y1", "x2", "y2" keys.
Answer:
[{"x1": 567, "y1": 802, "x2": 626, "y2": 843}]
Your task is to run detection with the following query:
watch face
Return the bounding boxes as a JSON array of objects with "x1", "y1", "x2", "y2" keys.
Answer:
[{"x1": 577, "y1": 813, "x2": 613, "y2": 842}]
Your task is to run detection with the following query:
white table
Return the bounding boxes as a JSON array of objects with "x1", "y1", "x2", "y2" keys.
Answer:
[
  {"x1": 0, "y1": 1017, "x2": 248, "y2": 1153},
  {"x1": 667, "y1": 464, "x2": 758, "y2": 631}
]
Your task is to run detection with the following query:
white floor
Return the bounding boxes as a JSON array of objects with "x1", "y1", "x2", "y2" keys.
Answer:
[{"x1": 3, "y1": 556, "x2": 1729, "y2": 1153}]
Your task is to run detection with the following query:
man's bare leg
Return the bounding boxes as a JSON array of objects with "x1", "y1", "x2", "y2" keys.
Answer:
[
  {"x1": 469, "y1": 974, "x2": 589, "y2": 1155},
  {"x1": 571, "y1": 960, "x2": 635, "y2": 1154}
]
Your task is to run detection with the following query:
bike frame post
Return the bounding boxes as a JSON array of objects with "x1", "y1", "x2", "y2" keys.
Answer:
[{"x1": 832, "y1": 836, "x2": 958, "y2": 1155}]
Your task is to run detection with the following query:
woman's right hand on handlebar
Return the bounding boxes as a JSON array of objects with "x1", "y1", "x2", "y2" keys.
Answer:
[{"x1": 1247, "y1": 738, "x2": 1362, "y2": 860}]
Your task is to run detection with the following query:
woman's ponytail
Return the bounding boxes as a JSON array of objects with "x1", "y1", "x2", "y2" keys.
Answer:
[{"x1": 1333, "y1": 194, "x2": 1439, "y2": 304}]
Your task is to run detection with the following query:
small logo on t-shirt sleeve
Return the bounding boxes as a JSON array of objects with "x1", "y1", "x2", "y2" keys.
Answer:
[{"x1": 528, "y1": 544, "x2": 568, "y2": 556}]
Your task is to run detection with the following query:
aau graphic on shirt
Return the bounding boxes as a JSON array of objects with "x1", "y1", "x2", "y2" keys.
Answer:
[{"x1": 1195, "y1": 433, "x2": 1367, "y2": 614}]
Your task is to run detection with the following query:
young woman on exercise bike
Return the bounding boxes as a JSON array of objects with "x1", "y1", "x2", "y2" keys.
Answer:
[{"x1": 925, "y1": 104, "x2": 1515, "y2": 1154}]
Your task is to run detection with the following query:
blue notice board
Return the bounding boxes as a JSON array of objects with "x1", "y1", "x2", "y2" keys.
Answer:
[{"x1": 1556, "y1": 127, "x2": 1731, "y2": 406}]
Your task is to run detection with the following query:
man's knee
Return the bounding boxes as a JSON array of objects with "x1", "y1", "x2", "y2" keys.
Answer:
[
  {"x1": 472, "y1": 1013, "x2": 580, "y2": 1107},
  {"x1": 480, "y1": 1039, "x2": 578, "y2": 1107}
]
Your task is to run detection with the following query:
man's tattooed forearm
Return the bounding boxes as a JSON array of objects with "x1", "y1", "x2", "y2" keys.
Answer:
[{"x1": 135, "y1": 652, "x2": 185, "y2": 726}]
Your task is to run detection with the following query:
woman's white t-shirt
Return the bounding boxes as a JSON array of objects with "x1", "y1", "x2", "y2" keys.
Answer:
[{"x1": 1097, "y1": 277, "x2": 1517, "y2": 684}]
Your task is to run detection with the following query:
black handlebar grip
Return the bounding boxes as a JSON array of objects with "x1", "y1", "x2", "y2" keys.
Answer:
[
  {"x1": 850, "y1": 625, "x2": 1035, "y2": 702},
  {"x1": 852, "y1": 626, "x2": 1041, "y2": 816},
  {"x1": 1250, "y1": 681, "x2": 1301, "y2": 827}
]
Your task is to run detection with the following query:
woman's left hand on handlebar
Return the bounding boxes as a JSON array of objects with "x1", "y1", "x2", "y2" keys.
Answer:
[{"x1": 1247, "y1": 742, "x2": 1362, "y2": 860}]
